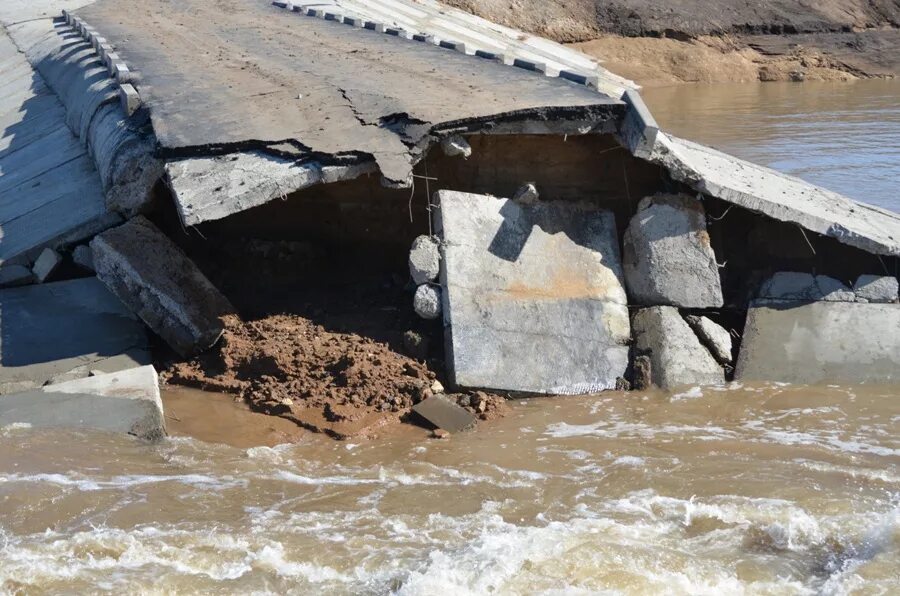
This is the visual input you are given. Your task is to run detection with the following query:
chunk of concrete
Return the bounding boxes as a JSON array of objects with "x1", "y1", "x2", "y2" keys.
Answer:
[
  {"x1": 758, "y1": 272, "x2": 855, "y2": 302},
  {"x1": 633, "y1": 306, "x2": 725, "y2": 389},
  {"x1": 435, "y1": 190, "x2": 630, "y2": 395},
  {"x1": 440, "y1": 135, "x2": 471, "y2": 158},
  {"x1": 409, "y1": 235, "x2": 441, "y2": 284},
  {"x1": 412, "y1": 395, "x2": 476, "y2": 433},
  {"x1": 0, "y1": 366, "x2": 166, "y2": 441},
  {"x1": 735, "y1": 302, "x2": 900, "y2": 384},
  {"x1": 32, "y1": 247, "x2": 62, "y2": 283},
  {"x1": 854, "y1": 275, "x2": 898, "y2": 304},
  {"x1": 684, "y1": 315, "x2": 733, "y2": 364},
  {"x1": 512, "y1": 183, "x2": 539, "y2": 205},
  {"x1": 0, "y1": 278, "x2": 150, "y2": 395},
  {"x1": 0, "y1": 265, "x2": 33, "y2": 288},
  {"x1": 413, "y1": 284, "x2": 442, "y2": 320},
  {"x1": 72, "y1": 245, "x2": 95, "y2": 271},
  {"x1": 623, "y1": 194, "x2": 723, "y2": 308},
  {"x1": 91, "y1": 216, "x2": 235, "y2": 357}
]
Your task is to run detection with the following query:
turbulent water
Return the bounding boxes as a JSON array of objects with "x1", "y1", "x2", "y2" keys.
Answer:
[{"x1": 2, "y1": 83, "x2": 900, "y2": 594}]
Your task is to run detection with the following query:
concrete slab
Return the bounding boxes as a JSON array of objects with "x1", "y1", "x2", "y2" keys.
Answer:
[
  {"x1": 0, "y1": 277, "x2": 149, "y2": 394},
  {"x1": 435, "y1": 190, "x2": 630, "y2": 395},
  {"x1": 735, "y1": 302, "x2": 900, "y2": 385},
  {"x1": 854, "y1": 275, "x2": 899, "y2": 303},
  {"x1": 0, "y1": 365, "x2": 166, "y2": 441},
  {"x1": 91, "y1": 216, "x2": 235, "y2": 357},
  {"x1": 411, "y1": 395, "x2": 476, "y2": 433},
  {"x1": 758, "y1": 272, "x2": 855, "y2": 302}
]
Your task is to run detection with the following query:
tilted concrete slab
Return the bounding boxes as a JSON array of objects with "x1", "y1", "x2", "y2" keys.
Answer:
[
  {"x1": 435, "y1": 190, "x2": 630, "y2": 395},
  {"x1": 0, "y1": 365, "x2": 166, "y2": 441},
  {"x1": 735, "y1": 302, "x2": 900, "y2": 385},
  {"x1": 0, "y1": 277, "x2": 149, "y2": 394}
]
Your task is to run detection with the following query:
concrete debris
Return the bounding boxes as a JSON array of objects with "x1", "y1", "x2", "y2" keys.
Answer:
[
  {"x1": 623, "y1": 194, "x2": 723, "y2": 308},
  {"x1": 735, "y1": 302, "x2": 900, "y2": 385},
  {"x1": 440, "y1": 135, "x2": 472, "y2": 158},
  {"x1": 435, "y1": 190, "x2": 629, "y2": 395},
  {"x1": 413, "y1": 284, "x2": 442, "y2": 320},
  {"x1": 91, "y1": 216, "x2": 235, "y2": 357},
  {"x1": 408, "y1": 235, "x2": 441, "y2": 284},
  {"x1": 853, "y1": 274, "x2": 899, "y2": 303},
  {"x1": 684, "y1": 315, "x2": 733, "y2": 364},
  {"x1": 758, "y1": 272, "x2": 855, "y2": 302},
  {"x1": 430, "y1": 380, "x2": 445, "y2": 394},
  {"x1": 512, "y1": 182, "x2": 540, "y2": 205},
  {"x1": 633, "y1": 306, "x2": 725, "y2": 389},
  {"x1": 0, "y1": 265, "x2": 33, "y2": 288},
  {"x1": 0, "y1": 277, "x2": 149, "y2": 395},
  {"x1": 72, "y1": 245, "x2": 95, "y2": 271},
  {"x1": 31, "y1": 247, "x2": 62, "y2": 283},
  {"x1": 0, "y1": 366, "x2": 166, "y2": 441},
  {"x1": 412, "y1": 395, "x2": 477, "y2": 433}
]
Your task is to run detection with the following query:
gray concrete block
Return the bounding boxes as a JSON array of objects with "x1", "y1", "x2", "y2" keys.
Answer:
[
  {"x1": 512, "y1": 58, "x2": 547, "y2": 73},
  {"x1": 435, "y1": 190, "x2": 629, "y2": 395},
  {"x1": 91, "y1": 216, "x2": 235, "y2": 357},
  {"x1": 32, "y1": 247, "x2": 62, "y2": 283},
  {"x1": 758, "y1": 272, "x2": 855, "y2": 302},
  {"x1": 439, "y1": 40, "x2": 466, "y2": 53},
  {"x1": 559, "y1": 70, "x2": 601, "y2": 88},
  {"x1": 735, "y1": 302, "x2": 900, "y2": 384},
  {"x1": 409, "y1": 235, "x2": 441, "y2": 284},
  {"x1": 0, "y1": 366, "x2": 166, "y2": 441},
  {"x1": 854, "y1": 274, "x2": 899, "y2": 303},
  {"x1": 119, "y1": 83, "x2": 141, "y2": 116},
  {"x1": 0, "y1": 265, "x2": 33, "y2": 288},
  {"x1": 413, "y1": 284, "x2": 442, "y2": 320},
  {"x1": 474, "y1": 50, "x2": 510, "y2": 64},
  {"x1": 412, "y1": 395, "x2": 476, "y2": 433},
  {"x1": 623, "y1": 194, "x2": 723, "y2": 308},
  {"x1": 684, "y1": 315, "x2": 733, "y2": 364},
  {"x1": 0, "y1": 277, "x2": 149, "y2": 394},
  {"x1": 633, "y1": 306, "x2": 725, "y2": 390},
  {"x1": 72, "y1": 244, "x2": 94, "y2": 271},
  {"x1": 344, "y1": 17, "x2": 364, "y2": 27},
  {"x1": 619, "y1": 88, "x2": 660, "y2": 158}
]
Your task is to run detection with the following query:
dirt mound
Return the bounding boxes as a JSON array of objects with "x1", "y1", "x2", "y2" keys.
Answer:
[{"x1": 164, "y1": 314, "x2": 508, "y2": 439}]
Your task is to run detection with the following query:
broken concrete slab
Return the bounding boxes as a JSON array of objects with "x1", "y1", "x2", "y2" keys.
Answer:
[
  {"x1": 435, "y1": 190, "x2": 630, "y2": 395},
  {"x1": 685, "y1": 315, "x2": 733, "y2": 365},
  {"x1": 0, "y1": 265, "x2": 33, "y2": 288},
  {"x1": 758, "y1": 272, "x2": 856, "y2": 302},
  {"x1": 633, "y1": 306, "x2": 725, "y2": 390},
  {"x1": 413, "y1": 284, "x2": 442, "y2": 320},
  {"x1": 735, "y1": 302, "x2": 900, "y2": 385},
  {"x1": 854, "y1": 274, "x2": 898, "y2": 303},
  {"x1": 31, "y1": 247, "x2": 62, "y2": 283},
  {"x1": 0, "y1": 277, "x2": 149, "y2": 394},
  {"x1": 91, "y1": 216, "x2": 235, "y2": 357},
  {"x1": 623, "y1": 194, "x2": 723, "y2": 308},
  {"x1": 408, "y1": 235, "x2": 441, "y2": 284},
  {"x1": 411, "y1": 395, "x2": 477, "y2": 433},
  {"x1": 0, "y1": 365, "x2": 166, "y2": 441}
]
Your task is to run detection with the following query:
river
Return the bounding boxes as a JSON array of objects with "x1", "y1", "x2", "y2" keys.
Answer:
[{"x1": 2, "y1": 82, "x2": 899, "y2": 594}]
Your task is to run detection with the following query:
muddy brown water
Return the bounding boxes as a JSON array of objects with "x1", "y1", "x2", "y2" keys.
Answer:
[{"x1": 2, "y1": 83, "x2": 900, "y2": 593}]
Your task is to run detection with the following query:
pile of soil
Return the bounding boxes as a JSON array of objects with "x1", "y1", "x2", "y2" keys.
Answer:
[{"x1": 163, "y1": 314, "x2": 508, "y2": 439}]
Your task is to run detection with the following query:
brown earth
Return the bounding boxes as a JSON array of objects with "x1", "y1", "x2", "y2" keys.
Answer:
[{"x1": 443, "y1": 0, "x2": 900, "y2": 86}]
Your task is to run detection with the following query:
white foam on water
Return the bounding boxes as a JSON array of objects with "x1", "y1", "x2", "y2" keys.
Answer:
[
  {"x1": 671, "y1": 386, "x2": 704, "y2": 400},
  {"x1": 0, "y1": 472, "x2": 247, "y2": 492}
]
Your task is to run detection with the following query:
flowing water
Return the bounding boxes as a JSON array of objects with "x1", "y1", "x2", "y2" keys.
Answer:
[{"x1": 2, "y1": 82, "x2": 900, "y2": 594}]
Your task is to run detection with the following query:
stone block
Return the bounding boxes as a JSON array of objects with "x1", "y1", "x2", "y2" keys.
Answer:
[
  {"x1": 119, "y1": 83, "x2": 141, "y2": 116},
  {"x1": 0, "y1": 278, "x2": 149, "y2": 394},
  {"x1": 623, "y1": 194, "x2": 723, "y2": 308},
  {"x1": 409, "y1": 235, "x2": 441, "y2": 284},
  {"x1": 91, "y1": 216, "x2": 235, "y2": 357},
  {"x1": 32, "y1": 247, "x2": 62, "y2": 283},
  {"x1": 0, "y1": 366, "x2": 166, "y2": 441},
  {"x1": 414, "y1": 284, "x2": 442, "y2": 320},
  {"x1": 735, "y1": 302, "x2": 900, "y2": 384},
  {"x1": 72, "y1": 245, "x2": 94, "y2": 271},
  {"x1": 684, "y1": 315, "x2": 733, "y2": 364},
  {"x1": 412, "y1": 395, "x2": 476, "y2": 433},
  {"x1": 633, "y1": 307, "x2": 725, "y2": 390},
  {"x1": 854, "y1": 274, "x2": 898, "y2": 303},
  {"x1": 0, "y1": 265, "x2": 33, "y2": 288},
  {"x1": 435, "y1": 190, "x2": 629, "y2": 395},
  {"x1": 758, "y1": 272, "x2": 855, "y2": 302}
]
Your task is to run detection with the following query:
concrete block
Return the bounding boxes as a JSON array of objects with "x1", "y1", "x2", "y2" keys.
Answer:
[
  {"x1": 344, "y1": 17, "x2": 364, "y2": 27},
  {"x1": 633, "y1": 307, "x2": 725, "y2": 390},
  {"x1": 684, "y1": 315, "x2": 733, "y2": 364},
  {"x1": 0, "y1": 278, "x2": 149, "y2": 394},
  {"x1": 364, "y1": 21, "x2": 387, "y2": 33},
  {"x1": 104, "y1": 51, "x2": 120, "y2": 70},
  {"x1": 409, "y1": 235, "x2": 441, "y2": 284},
  {"x1": 98, "y1": 43, "x2": 113, "y2": 61},
  {"x1": 854, "y1": 275, "x2": 898, "y2": 303},
  {"x1": 512, "y1": 58, "x2": 547, "y2": 73},
  {"x1": 0, "y1": 265, "x2": 34, "y2": 288},
  {"x1": 32, "y1": 247, "x2": 62, "y2": 283},
  {"x1": 0, "y1": 366, "x2": 166, "y2": 441},
  {"x1": 413, "y1": 34, "x2": 428, "y2": 42},
  {"x1": 92, "y1": 36, "x2": 108, "y2": 53},
  {"x1": 108, "y1": 60, "x2": 127, "y2": 78},
  {"x1": 412, "y1": 395, "x2": 476, "y2": 433},
  {"x1": 324, "y1": 12, "x2": 343, "y2": 21},
  {"x1": 414, "y1": 284, "x2": 442, "y2": 320},
  {"x1": 619, "y1": 89, "x2": 660, "y2": 158},
  {"x1": 115, "y1": 63, "x2": 135, "y2": 84},
  {"x1": 559, "y1": 70, "x2": 601, "y2": 88},
  {"x1": 439, "y1": 40, "x2": 467, "y2": 53},
  {"x1": 91, "y1": 216, "x2": 235, "y2": 357},
  {"x1": 474, "y1": 50, "x2": 510, "y2": 64},
  {"x1": 386, "y1": 28, "x2": 413, "y2": 40},
  {"x1": 435, "y1": 190, "x2": 629, "y2": 395},
  {"x1": 72, "y1": 245, "x2": 94, "y2": 271},
  {"x1": 119, "y1": 83, "x2": 141, "y2": 116},
  {"x1": 735, "y1": 302, "x2": 900, "y2": 384},
  {"x1": 272, "y1": 1, "x2": 289, "y2": 8},
  {"x1": 758, "y1": 272, "x2": 855, "y2": 302},
  {"x1": 440, "y1": 135, "x2": 471, "y2": 158},
  {"x1": 623, "y1": 194, "x2": 723, "y2": 308}
]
